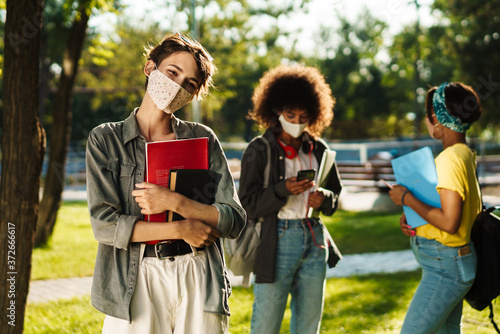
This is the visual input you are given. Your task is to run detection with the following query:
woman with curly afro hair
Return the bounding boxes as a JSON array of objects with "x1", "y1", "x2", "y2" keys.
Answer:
[{"x1": 238, "y1": 64, "x2": 343, "y2": 334}]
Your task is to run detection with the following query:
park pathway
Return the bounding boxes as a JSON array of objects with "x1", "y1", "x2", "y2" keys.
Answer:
[
  {"x1": 28, "y1": 249, "x2": 419, "y2": 304},
  {"x1": 28, "y1": 188, "x2": 499, "y2": 304}
]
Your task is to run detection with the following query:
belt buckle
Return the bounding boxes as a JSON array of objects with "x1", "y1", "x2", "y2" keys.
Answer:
[{"x1": 154, "y1": 240, "x2": 175, "y2": 260}]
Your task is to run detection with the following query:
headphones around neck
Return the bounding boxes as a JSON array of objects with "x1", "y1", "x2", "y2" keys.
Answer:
[{"x1": 277, "y1": 137, "x2": 314, "y2": 159}]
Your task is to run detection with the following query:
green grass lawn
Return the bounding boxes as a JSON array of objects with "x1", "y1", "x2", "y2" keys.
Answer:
[
  {"x1": 322, "y1": 210, "x2": 409, "y2": 255},
  {"x1": 25, "y1": 201, "x2": 500, "y2": 333},
  {"x1": 25, "y1": 272, "x2": 499, "y2": 333},
  {"x1": 31, "y1": 201, "x2": 97, "y2": 280},
  {"x1": 30, "y1": 203, "x2": 406, "y2": 280}
]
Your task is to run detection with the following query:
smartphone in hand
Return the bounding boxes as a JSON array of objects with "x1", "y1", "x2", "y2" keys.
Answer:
[
  {"x1": 297, "y1": 169, "x2": 316, "y2": 182},
  {"x1": 380, "y1": 179, "x2": 393, "y2": 189}
]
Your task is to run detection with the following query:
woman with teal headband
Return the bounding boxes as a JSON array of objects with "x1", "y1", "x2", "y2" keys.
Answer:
[{"x1": 388, "y1": 82, "x2": 482, "y2": 333}]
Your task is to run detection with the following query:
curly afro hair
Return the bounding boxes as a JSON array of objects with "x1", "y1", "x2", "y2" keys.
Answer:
[{"x1": 249, "y1": 64, "x2": 335, "y2": 137}]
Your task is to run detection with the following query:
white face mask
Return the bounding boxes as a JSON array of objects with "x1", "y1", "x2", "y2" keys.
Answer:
[
  {"x1": 279, "y1": 114, "x2": 308, "y2": 138},
  {"x1": 147, "y1": 69, "x2": 193, "y2": 114}
]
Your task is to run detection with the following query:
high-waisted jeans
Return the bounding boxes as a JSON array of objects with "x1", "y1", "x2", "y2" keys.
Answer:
[
  {"x1": 401, "y1": 236, "x2": 477, "y2": 334},
  {"x1": 251, "y1": 218, "x2": 328, "y2": 334}
]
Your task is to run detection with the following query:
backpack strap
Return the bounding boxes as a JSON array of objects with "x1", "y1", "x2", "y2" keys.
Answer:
[
  {"x1": 489, "y1": 303, "x2": 500, "y2": 333},
  {"x1": 230, "y1": 135, "x2": 270, "y2": 287},
  {"x1": 260, "y1": 135, "x2": 271, "y2": 189},
  {"x1": 249, "y1": 135, "x2": 270, "y2": 238}
]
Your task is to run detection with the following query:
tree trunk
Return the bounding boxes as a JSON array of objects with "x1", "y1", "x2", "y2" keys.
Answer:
[
  {"x1": 0, "y1": 0, "x2": 45, "y2": 332},
  {"x1": 35, "y1": 3, "x2": 90, "y2": 247}
]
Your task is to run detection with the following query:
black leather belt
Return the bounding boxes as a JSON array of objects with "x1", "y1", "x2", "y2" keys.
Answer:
[{"x1": 144, "y1": 241, "x2": 203, "y2": 260}]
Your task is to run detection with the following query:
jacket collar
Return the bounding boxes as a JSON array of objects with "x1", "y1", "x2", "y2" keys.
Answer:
[
  {"x1": 170, "y1": 114, "x2": 197, "y2": 139},
  {"x1": 123, "y1": 109, "x2": 142, "y2": 145}
]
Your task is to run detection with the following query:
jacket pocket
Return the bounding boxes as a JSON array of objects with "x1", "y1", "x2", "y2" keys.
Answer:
[
  {"x1": 106, "y1": 158, "x2": 120, "y2": 175},
  {"x1": 106, "y1": 158, "x2": 135, "y2": 177},
  {"x1": 106, "y1": 158, "x2": 136, "y2": 208}
]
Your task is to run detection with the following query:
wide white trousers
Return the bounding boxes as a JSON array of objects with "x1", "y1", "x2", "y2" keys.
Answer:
[{"x1": 102, "y1": 248, "x2": 228, "y2": 334}]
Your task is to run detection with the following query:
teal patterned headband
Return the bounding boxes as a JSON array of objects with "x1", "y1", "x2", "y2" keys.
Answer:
[{"x1": 432, "y1": 82, "x2": 471, "y2": 133}]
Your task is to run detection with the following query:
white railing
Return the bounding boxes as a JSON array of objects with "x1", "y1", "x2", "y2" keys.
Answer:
[{"x1": 222, "y1": 138, "x2": 497, "y2": 163}]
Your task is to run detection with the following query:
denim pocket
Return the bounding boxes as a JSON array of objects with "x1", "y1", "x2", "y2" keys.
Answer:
[
  {"x1": 277, "y1": 225, "x2": 286, "y2": 239},
  {"x1": 415, "y1": 244, "x2": 441, "y2": 268},
  {"x1": 455, "y1": 252, "x2": 476, "y2": 284}
]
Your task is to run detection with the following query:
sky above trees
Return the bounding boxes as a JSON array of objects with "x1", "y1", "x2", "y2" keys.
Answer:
[{"x1": 89, "y1": 0, "x2": 437, "y2": 58}]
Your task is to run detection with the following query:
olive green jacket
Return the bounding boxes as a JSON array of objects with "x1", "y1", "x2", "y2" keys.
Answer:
[{"x1": 86, "y1": 110, "x2": 245, "y2": 321}]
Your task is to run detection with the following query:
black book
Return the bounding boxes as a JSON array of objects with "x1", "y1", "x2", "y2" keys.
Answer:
[{"x1": 167, "y1": 169, "x2": 220, "y2": 221}]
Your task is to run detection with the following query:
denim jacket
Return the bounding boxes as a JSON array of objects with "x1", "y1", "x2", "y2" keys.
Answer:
[{"x1": 86, "y1": 110, "x2": 245, "y2": 321}]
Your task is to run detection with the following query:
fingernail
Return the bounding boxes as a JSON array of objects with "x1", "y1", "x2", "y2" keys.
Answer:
[{"x1": 411, "y1": 231, "x2": 416, "y2": 236}]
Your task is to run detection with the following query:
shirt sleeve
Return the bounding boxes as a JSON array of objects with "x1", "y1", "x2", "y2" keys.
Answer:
[
  {"x1": 86, "y1": 129, "x2": 140, "y2": 250},
  {"x1": 206, "y1": 131, "x2": 246, "y2": 239},
  {"x1": 435, "y1": 150, "x2": 466, "y2": 201},
  {"x1": 238, "y1": 138, "x2": 288, "y2": 219}
]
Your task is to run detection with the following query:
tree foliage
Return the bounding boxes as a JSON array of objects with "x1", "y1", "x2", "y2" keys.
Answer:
[
  {"x1": 73, "y1": 21, "x2": 157, "y2": 142},
  {"x1": 311, "y1": 9, "x2": 391, "y2": 139},
  {"x1": 60, "y1": 1, "x2": 500, "y2": 142},
  {"x1": 72, "y1": 0, "x2": 311, "y2": 141},
  {"x1": 433, "y1": 0, "x2": 500, "y2": 134},
  {"x1": 36, "y1": 0, "x2": 122, "y2": 247}
]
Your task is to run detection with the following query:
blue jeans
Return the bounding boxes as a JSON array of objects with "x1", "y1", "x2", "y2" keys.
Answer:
[
  {"x1": 251, "y1": 218, "x2": 327, "y2": 334},
  {"x1": 401, "y1": 236, "x2": 477, "y2": 334}
]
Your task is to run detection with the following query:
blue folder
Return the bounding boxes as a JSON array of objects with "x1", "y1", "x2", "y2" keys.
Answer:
[{"x1": 391, "y1": 146, "x2": 441, "y2": 228}]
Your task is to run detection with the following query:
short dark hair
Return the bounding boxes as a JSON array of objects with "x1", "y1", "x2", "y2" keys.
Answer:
[
  {"x1": 144, "y1": 33, "x2": 216, "y2": 98},
  {"x1": 249, "y1": 64, "x2": 335, "y2": 137},
  {"x1": 425, "y1": 82, "x2": 481, "y2": 124}
]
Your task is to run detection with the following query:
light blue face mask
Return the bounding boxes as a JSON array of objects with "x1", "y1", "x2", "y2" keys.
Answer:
[{"x1": 432, "y1": 82, "x2": 471, "y2": 133}]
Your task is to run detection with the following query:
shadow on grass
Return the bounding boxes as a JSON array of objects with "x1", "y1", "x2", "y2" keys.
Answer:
[
  {"x1": 322, "y1": 270, "x2": 421, "y2": 333},
  {"x1": 26, "y1": 271, "x2": 498, "y2": 334},
  {"x1": 229, "y1": 271, "x2": 423, "y2": 334}
]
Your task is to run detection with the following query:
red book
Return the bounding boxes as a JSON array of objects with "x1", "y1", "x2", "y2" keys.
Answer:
[{"x1": 145, "y1": 137, "x2": 209, "y2": 224}]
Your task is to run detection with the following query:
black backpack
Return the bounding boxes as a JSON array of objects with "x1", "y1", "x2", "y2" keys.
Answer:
[{"x1": 465, "y1": 205, "x2": 500, "y2": 333}]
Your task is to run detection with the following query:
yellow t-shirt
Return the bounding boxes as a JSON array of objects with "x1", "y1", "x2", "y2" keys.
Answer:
[{"x1": 416, "y1": 143, "x2": 482, "y2": 247}]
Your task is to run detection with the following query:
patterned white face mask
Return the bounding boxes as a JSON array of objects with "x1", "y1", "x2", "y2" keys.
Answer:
[{"x1": 147, "y1": 69, "x2": 193, "y2": 114}]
